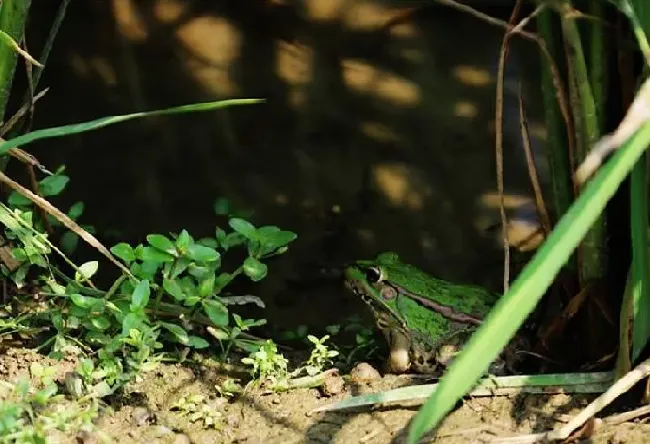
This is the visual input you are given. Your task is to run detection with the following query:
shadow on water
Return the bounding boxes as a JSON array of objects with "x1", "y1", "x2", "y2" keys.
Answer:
[{"x1": 15, "y1": 1, "x2": 552, "y2": 440}]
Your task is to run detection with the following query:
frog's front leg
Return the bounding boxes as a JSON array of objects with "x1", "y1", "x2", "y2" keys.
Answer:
[{"x1": 386, "y1": 330, "x2": 411, "y2": 373}]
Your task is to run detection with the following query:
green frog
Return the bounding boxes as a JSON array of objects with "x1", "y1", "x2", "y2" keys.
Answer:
[{"x1": 344, "y1": 252, "x2": 526, "y2": 375}]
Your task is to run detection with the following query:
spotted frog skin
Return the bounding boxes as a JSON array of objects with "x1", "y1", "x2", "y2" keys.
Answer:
[{"x1": 344, "y1": 252, "x2": 524, "y2": 375}]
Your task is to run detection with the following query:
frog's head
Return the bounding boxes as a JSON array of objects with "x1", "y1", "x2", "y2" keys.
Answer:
[{"x1": 343, "y1": 252, "x2": 409, "y2": 333}]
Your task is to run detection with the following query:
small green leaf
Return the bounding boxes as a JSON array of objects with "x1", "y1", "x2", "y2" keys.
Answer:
[
  {"x1": 140, "y1": 246, "x2": 175, "y2": 263},
  {"x1": 121, "y1": 313, "x2": 143, "y2": 336},
  {"x1": 75, "y1": 261, "x2": 99, "y2": 281},
  {"x1": 198, "y1": 274, "x2": 215, "y2": 298},
  {"x1": 169, "y1": 257, "x2": 191, "y2": 279},
  {"x1": 188, "y1": 265, "x2": 212, "y2": 282},
  {"x1": 214, "y1": 272, "x2": 234, "y2": 293},
  {"x1": 68, "y1": 201, "x2": 85, "y2": 220},
  {"x1": 161, "y1": 322, "x2": 190, "y2": 345},
  {"x1": 8, "y1": 192, "x2": 31, "y2": 207},
  {"x1": 33, "y1": 384, "x2": 58, "y2": 405},
  {"x1": 243, "y1": 257, "x2": 267, "y2": 281},
  {"x1": 202, "y1": 299, "x2": 228, "y2": 327},
  {"x1": 228, "y1": 218, "x2": 258, "y2": 240},
  {"x1": 61, "y1": 231, "x2": 79, "y2": 254},
  {"x1": 198, "y1": 237, "x2": 218, "y2": 248},
  {"x1": 215, "y1": 227, "x2": 227, "y2": 245},
  {"x1": 176, "y1": 230, "x2": 192, "y2": 251},
  {"x1": 90, "y1": 316, "x2": 111, "y2": 330},
  {"x1": 39, "y1": 174, "x2": 69, "y2": 196},
  {"x1": 163, "y1": 278, "x2": 186, "y2": 301},
  {"x1": 111, "y1": 243, "x2": 136, "y2": 263},
  {"x1": 222, "y1": 232, "x2": 247, "y2": 250},
  {"x1": 51, "y1": 312, "x2": 64, "y2": 331},
  {"x1": 147, "y1": 234, "x2": 177, "y2": 255},
  {"x1": 214, "y1": 197, "x2": 230, "y2": 215},
  {"x1": 208, "y1": 328, "x2": 229, "y2": 340},
  {"x1": 189, "y1": 336, "x2": 210, "y2": 349},
  {"x1": 187, "y1": 244, "x2": 220, "y2": 263},
  {"x1": 131, "y1": 261, "x2": 159, "y2": 280},
  {"x1": 131, "y1": 280, "x2": 150, "y2": 311},
  {"x1": 184, "y1": 296, "x2": 200, "y2": 307},
  {"x1": 258, "y1": 228, "x2": 297, "y2": 253},
  {"x1": 71, "y1": 293, "x2": 98, "y2": 309}
]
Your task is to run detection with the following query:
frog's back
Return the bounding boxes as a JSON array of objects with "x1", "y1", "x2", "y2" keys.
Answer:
[{"x1": 376, "y1": 252, "x2": 498, "y2": 314}]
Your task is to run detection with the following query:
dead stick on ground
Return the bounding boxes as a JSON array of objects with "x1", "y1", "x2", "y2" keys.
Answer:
[
  {"x1": 491, "y1": 357, "x2": 650, "y2": 443},
  {"x1": 602, "y1": 404, "x2": 650, "y2": 425}
]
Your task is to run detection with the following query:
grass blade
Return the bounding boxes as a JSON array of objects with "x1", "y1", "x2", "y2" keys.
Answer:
[
  {"x1": 0, "y1": 98, "x2": 264, "y2": 155},
  {"x1": 313, "y1": 372, "x2": 614, "y2": 413},
  {"x1": 407, "y1": 119, "x2": 650, "y2": 443}
]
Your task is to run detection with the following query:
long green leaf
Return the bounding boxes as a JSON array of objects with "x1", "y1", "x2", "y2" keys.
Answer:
[
  {"x1": 629, "y1": 0, "x2": 650, "y2": 362},
  {"x1": 631, "y1": 156, "x2": 650, "y2": 362},
  {"x1": 0, "y1": 98, "x2": 264, "y2": 155},
  {"x1": 407, "y1": 121, "x2": 650, "y2": 443}
]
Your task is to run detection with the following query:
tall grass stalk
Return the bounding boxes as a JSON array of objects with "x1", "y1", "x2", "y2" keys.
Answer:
[
  {"x1": 537, "y1": 8, "x2": 574, "y2": 263},
  {"x1": 558, "y1": 0, "x2": 606, "y2": 285},
  {"x1": 0, "y1": 0, "x2": 32, "y2": 122},
  {"x1": 628, "y1": 0, "x2": 650, "y2": 365}
]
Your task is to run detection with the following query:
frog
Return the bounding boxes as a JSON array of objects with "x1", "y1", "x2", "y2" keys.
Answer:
[{"x1": 344, "y1": 251, "x2": 526, "y2": 376}]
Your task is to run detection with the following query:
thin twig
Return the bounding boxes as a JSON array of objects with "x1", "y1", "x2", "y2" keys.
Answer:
[
  {"x1": 603, "y1": 404, "x2": 650, "y2": 425},
  {"x1": 494, "y1": 1, "x2": 523, "y2": 292},
  {"x1": 491, "y1": 357, "x2": 650, "y2": 443},
  {"x1": 518, "y1": 82, "x2": 552, "y2": 235}
]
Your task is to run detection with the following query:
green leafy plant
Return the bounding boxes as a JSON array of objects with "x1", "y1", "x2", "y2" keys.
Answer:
[
  {"x1": 241, "y1": 339, "x2": 289, "y2": 385},
  {"x1": 171, "y1": 394, "x2": 222, "y2": 429},
  {"x1": 0, "y1": 363, "x2": 99, "y2": 444}
]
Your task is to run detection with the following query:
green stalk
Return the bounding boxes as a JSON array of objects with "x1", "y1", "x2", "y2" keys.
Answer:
[
  {"x1": 589, "y1": 1, "x2": 607, "y2": 132},
  {"x1": 536, "y1": 8, "x2": 574, "y2": 272},
  {"x1": 559, "y1": 0, "x2": 605, "y2": 283},
  {"x1": 0, "y1": 0, "x2": 32, "y2": 123},
  {"x1": 630, "y1": 151, "x2": 649, "y2": 362}
]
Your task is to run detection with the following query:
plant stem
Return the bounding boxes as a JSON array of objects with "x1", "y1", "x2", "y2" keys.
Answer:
[
  {"x1": 536, "y1": 8, "x2": 575, "y2": 267},
  {"x1": 559, "y1": 0, "x2": 605, "y2": 284}
]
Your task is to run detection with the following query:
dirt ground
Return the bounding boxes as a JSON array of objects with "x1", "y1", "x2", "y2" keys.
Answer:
[{"x1": 2, "y1": 347, "x2": 650, "y2": 444}]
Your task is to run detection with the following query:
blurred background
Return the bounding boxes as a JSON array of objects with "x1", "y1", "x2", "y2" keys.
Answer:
[{"x1": 15, "y1": 0, "x2": 547, "y2": 335}]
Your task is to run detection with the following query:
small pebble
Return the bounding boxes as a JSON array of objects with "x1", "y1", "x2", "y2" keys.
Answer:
[
  {"x1": 349, "y1": 362, "x2": 381, "y2": 383},
  {"x1": 321, "y1": 372, "x2": 345, "y2": 396},
  {"x1": 226, "y1": 414, "x2": 240, "y2": 427},
  {"x1": 132, "y1": 406, "x2": 155, "y2": 426},
  {"x1": 173, "y1": 433, "x2": 192, "y2": 444},
  {"x1": 153, "y1": 425, "x2": 174, "y2": 437},
  {"x1": 75, "y1": 430, "x2": 98, "y2": 444}
]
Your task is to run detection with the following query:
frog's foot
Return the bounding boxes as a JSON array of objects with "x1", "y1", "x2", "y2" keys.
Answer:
[{"x1": 435, "y1": 344, "x2": 460, "y2": 368}]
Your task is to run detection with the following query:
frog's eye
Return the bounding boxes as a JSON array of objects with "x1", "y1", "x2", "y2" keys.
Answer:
[{"x1": 365, "y1": 267, "x2": 382, "y2": 283}]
